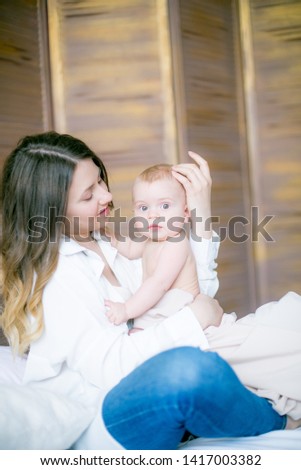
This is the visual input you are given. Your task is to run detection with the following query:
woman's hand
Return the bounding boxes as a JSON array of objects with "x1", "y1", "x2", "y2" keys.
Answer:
[
  {"x1": 189, "y1": 293, "x2": 224, "y2": 330},
  {"x1": 171, "y1": 151, "x2": 212, "y2": 239}
]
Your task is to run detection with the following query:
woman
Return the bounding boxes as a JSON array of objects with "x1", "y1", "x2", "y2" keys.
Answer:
[{"x1": 1, "y1": 131, "x2": 287, "y2": 450}]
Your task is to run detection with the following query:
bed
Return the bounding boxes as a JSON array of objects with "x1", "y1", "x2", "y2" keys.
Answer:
[{"x1": 0, "y1": 345, "x2": 300, "y2": 450}]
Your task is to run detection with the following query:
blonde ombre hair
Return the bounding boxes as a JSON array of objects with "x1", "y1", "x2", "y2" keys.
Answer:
[{"x1": 1, "y1": 131, "x2": 110, "y2": 355}]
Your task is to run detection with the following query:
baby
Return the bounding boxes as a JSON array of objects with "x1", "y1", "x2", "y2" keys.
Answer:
[{"x1": 105, "y1": 164, "x2": 200, "y2": 329}]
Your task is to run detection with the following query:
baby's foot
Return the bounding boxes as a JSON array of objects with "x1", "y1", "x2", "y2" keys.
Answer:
[{"x1": 285, "y1": 416, "x2": 301, "y2": 430}]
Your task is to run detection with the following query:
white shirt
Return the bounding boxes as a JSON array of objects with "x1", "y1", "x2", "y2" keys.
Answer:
[
  {"x1": 23, "y1": 233, "x2": 219, "y2": 447},
  {"x1": 24, "y1": 233, "x2": 219, "y2": 385}
]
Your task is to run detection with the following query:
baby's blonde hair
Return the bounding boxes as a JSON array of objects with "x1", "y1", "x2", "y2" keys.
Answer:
[
  {"x1": 135, "y1": 164, "x2": 174, "y2": 183},
  {"x1": 133, "y1": 164, "x2": 186, "y2": 203}
]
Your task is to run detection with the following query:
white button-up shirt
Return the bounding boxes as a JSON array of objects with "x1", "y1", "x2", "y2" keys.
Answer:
[{"x1": 23, "y1": 233, "x2": 219, "y2": 448}]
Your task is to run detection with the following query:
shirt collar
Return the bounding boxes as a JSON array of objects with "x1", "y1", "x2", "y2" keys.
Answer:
[
  {"x1": 59, "y1": 235, "x2": 85, "y2": 256},
  {"x1": 93, "y1": 231, "x2": 119, "y2": 269},
  {"x1": 59, "y1": 232, "x2": 119, "y2": 268}
]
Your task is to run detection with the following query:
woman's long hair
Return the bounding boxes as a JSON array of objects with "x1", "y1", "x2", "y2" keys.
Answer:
[{"x1": 1, "y1": 131, "x2": 110, "y2": 355}]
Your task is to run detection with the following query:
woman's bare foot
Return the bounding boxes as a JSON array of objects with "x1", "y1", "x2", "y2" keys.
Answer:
[{"x1": 285, "y1": 416, "x2": 301, "y2": 430}]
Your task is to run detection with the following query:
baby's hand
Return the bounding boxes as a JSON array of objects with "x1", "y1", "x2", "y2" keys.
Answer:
[{"x1": 104, "y1": 300, "x2": 128, "y2": 325}]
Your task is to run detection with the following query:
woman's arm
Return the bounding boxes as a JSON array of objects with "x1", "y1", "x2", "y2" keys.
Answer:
[
  {"x1": 172, "y1": 152, "x2": 219, "y2": 297},
  {"x1": 190, "y1": 232, "x2": 219, "y2": 298},
  {"x1": 27, "y1": 270, "x2": 209, "y2": 391},
  {"x1": 24, "y1": 237, "x2": 220, "y2": 393},
  {"x1": 172, "y1": 151, "x2": 212, "y2": 240}
]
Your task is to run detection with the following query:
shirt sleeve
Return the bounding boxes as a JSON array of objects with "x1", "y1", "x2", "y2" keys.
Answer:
[
  {"x1": 80, "y1": 307, "x2": 208, "y2": 389},
  {"x1": 27, "y1": 270, "x2": 208, "y2": 392},
  {"x1": 190, "y1": 231, "x2": 220, "y2": 298}
]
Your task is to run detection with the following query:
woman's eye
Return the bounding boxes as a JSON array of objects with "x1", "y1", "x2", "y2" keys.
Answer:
[{"x1": 161, "y1": 203, "x2": 170, "y2": 210}]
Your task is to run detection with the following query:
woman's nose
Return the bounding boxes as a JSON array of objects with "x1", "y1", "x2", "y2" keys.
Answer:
[{"x1": 98, "y1": 187, "x2": 112, "y2": 205}]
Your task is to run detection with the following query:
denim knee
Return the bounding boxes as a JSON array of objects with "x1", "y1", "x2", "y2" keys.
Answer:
[
  {"x1": 155, "y1": 347, "x2": 229, "y2": 396},
  {"x1": 103, "y1": 347, "x2": 233, "y2": 416}
]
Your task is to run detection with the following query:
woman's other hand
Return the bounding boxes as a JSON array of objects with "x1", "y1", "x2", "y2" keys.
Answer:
[
  {"x1": 171, "y1": 151, "x2": 212, "y2": 239},
  {"x1": 189, "y1": 293, "x2": 224, "y2": 330}
]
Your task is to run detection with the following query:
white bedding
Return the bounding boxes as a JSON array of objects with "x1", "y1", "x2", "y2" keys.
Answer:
[
  {"x1": 180, "y1": 429, "x2": 301, "y2": 450},
  {"x1": 0, "y1": 347, "x2": 96, "y2": 450},
  {"x1": 0, "y1": 346, "x2": 300, "y2": 450}
]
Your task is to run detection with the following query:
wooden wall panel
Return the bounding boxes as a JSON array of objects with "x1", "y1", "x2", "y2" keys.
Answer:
[
  {"x1": 48, "y1": 0, "x2": 178, "y2": 217},
  {"x1": 265, "y1": 216, "x2": 301, "y2": 295},
  {"x1": 174, "y1": 0, "x2": 255, "y2": 315},
  {"x1": 243, "y1": 0, "x2": 301, "y2": 303},
  {"x1": 1, "y1": 0, "x2": 300, "y2": 326},
  {"x1": 0, "y1": 0, "x2": 50, "y2": 169}
]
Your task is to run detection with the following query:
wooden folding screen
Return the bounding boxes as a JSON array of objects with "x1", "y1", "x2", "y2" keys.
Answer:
[
  {"x1": 47, "y1": 0, "x2": 178, "y2": 216},
  {"x1": 239, "y1": 0, "x2": 301, "y2": 305},
  {"x1": 170, "y1": 0, "x2": 256, "y2": 313},
  {"x1": 0, "y1": 0, "x2": 300, "y2": 318},
  {"x1": 0, "y1": 0, "x2": 50, "y2": 169},
  {"x1": 169, "y1": 0, "x2": 301, "y2": 313}
]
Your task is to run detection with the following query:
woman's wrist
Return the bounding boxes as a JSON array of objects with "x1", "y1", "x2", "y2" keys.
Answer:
[{"x1": 189, "y1": 201, "x2": 212, "y2": 240}]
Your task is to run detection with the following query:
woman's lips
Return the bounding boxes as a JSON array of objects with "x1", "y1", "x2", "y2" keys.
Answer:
[{"x1": 99, "y1": 207, "x2": 109, "y2": 216}]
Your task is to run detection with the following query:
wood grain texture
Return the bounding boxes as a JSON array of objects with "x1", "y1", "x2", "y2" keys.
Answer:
[
  {"x1": 48, "y1": 0, "x2": 178, "y2": 216},
  {"x1": 176, "y1": 0, "x2": 256, "y2": 315},
  {"x1": 246, "y1": 0, "x2": 301, "y2": 303},
  {"x1": 250, "y1": 0, "x2": 301, "y2": 213},
  {"x1": 0, "y1": 0, "x2": 48, "y2": 169},
  {"x1": 1, "y1": 0, "x2": 300, "y2": 320}
]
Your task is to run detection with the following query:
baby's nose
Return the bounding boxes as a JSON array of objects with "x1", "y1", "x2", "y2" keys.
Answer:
[{"x1": 147, "y1": 207, "x2": 159, "y2": 218}]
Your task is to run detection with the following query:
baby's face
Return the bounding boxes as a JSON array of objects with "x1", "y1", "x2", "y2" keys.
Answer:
[{"x1": 132, "y1": 177, "x2": 188, "y2": 241}]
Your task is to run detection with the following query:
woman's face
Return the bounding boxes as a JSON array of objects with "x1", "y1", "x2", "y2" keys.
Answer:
[{"x1": 66, "y1": 158, "x2": 112, "y2": 240}]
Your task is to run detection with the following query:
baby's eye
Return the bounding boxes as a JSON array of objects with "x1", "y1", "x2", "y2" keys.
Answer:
[
  {"x1": 139, "y1": 205, "x2": 148, "y2": 212},
  {"x1": 161, "y1": 203, "x2": 170, "y2": 210}
]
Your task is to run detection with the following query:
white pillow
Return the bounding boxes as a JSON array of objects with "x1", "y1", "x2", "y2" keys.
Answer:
[
  {"x1": 0, "y1": 346, "x2": 96, "y2": 449},
  {"x1": 0, "y1": 383, "x2": 96, "y2": 449}
]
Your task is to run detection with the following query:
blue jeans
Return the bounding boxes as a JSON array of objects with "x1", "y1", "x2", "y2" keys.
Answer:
[{"x1": 102, "y1": 347, "x2": 285, "y2": 450}]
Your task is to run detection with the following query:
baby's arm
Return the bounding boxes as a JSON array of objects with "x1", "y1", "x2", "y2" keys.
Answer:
[{"x1": 105, "y1": 238, "x2": 189, "y2": 324}]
